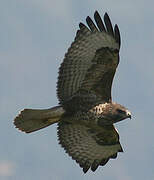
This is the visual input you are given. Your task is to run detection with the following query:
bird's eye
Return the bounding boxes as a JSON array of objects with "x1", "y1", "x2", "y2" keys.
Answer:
[{"x1": 117, "y1": 109, "x2": 125, "y2": 113}]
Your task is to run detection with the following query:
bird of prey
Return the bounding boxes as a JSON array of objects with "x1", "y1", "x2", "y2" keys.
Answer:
[{"x1": 14, "y1": 11, "x2": 131, "y2": 173}]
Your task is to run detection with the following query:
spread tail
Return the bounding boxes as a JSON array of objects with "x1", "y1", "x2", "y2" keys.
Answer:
[{"x1": 14, "y1": 106, "x2": 65, "y2": 133}]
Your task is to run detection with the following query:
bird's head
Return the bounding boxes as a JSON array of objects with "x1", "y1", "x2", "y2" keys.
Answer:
[{"x1": 97, "y1": 102, "x2": 131, "y2": 126}]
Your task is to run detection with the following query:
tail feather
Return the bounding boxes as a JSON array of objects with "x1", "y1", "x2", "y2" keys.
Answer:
[{"x1": 14, "y1": 106, "x2": 65, "y2": 133}]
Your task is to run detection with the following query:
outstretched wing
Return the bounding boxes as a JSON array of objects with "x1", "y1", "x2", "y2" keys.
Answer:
[
  {"x1": 58, "y1": 121, "x2": 123, "y2": 173},
  {"x1": 57, "y1": 11, "x2": 120, "y2": 107}
]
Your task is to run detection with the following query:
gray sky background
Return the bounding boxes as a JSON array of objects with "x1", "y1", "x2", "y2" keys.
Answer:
[{"x1": 0, "y1": 0, "x2": 154, "y2": 179}]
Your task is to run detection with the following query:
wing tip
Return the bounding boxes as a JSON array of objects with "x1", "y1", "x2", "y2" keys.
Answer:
[
  {"x1": 86, "y1": 16, "x2": 98, "y2": 32},
  {"x1": 114, "y1": 24, "x2": 121, "y2": 47},
  {"x1": 77, "y1": 11, "x2": 121, "y2": 47},
  {"x1": 94, "y1": 10, "x2": 99, "y2": 17},
  {"x1": 94, "y1": 11, "x2": 121, "y2": 47},
  {"x1": 104, "y1": 12, "x2": 114, "y2": 36}
]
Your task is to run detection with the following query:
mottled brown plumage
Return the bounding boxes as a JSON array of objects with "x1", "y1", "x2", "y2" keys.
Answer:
[
  {"x1": 58, "y1": 121, "x2": 122, "y2": 173},
  {"x1": 57, "y1": 12, "x2": 120, "y2": 111},
  {"x1": 14, "y1": 11, "x2": 131, "y2": 173}
]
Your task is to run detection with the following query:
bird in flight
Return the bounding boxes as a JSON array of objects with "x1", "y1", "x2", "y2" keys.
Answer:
[{"x1": 14, "y1": 11, "x2": 131, "y2": 173}]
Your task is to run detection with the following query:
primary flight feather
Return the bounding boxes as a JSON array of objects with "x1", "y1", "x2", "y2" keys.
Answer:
[{"x1": 14, "y1": 11, "x2": 131, "y2": 173}]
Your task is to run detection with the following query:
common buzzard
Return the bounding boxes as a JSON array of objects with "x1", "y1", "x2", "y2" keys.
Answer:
[{"x1": 14, "y1": 11, "x2": 131, "y2": 173}]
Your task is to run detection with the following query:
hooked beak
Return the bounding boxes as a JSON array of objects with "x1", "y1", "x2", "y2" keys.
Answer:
[{"x1": 126, "y1": 110, "x2": 131, "y2": 119}]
